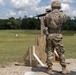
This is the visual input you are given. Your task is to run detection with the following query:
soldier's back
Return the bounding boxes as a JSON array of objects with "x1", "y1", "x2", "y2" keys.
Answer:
[{"x1": 47, "y1": 9, "x2": 67, "y2": 29}]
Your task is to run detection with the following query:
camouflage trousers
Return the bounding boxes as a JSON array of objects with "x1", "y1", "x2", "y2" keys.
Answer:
[{"x1": 46, "y1": 33, "x2": 66, "y2": 68}]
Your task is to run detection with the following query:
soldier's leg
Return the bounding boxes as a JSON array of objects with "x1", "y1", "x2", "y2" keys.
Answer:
[
  {"x1": 47, "y1": 48, "x2": 53, "y2": 67},
  {"x1": 56, "y1": 43, "x2": 66, "y2": 68},
  {"x1": 54, "y1": 39, "x2": 70, "y2": 74},
  {"x1": 46, "y1": 36, "x2": 53, "y2": 74}
]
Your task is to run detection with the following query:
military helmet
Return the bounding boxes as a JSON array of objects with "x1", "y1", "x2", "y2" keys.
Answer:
[
  {"x1": 45, "y1": 8, "x2": 51, "y2": 12},
  {"x1": 51, "y1": 1, "x2": 61, "y2": 9}
]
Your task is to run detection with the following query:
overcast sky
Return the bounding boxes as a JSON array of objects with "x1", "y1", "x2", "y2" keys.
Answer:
[{"x1": 0, "y1": 0, "x2": 76, "y2": 19}]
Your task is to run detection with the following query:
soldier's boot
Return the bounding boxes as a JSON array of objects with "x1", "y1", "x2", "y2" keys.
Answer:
[
  {"x1": 62, "y1": 67, "x2": 70, "y2": 74},
  {"x1": 46, "y1": 66, "x2": 52, "y2": 74}
]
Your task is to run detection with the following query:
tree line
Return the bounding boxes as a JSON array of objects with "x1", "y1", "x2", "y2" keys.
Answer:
[{"x1": 0, "y1": 16, "x2": 76, "y2": 30}]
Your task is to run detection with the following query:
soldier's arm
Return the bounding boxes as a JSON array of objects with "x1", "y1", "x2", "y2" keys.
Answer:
[
  {"x1": 43, "y1": 14, "x2": 49, "y2": 35},
  {"x1": 61, "y1": 12, "x2": 68, "y2": 23}
]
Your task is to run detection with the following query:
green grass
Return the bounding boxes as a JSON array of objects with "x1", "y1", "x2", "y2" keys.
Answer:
[
  {"x1": 63, "y1": 36, "x2": 76, "y2": 58},
  {"x1": 62, "y1": 30, "x2": 76, "y2": 36},
  {"x1": 0, "y1": 30, "x2": 76, "y2": 65},
  {"x1": 62, "y1": 30, "x2": 76, "y2": 58},
  {"x1": 0, "y1": 30, "x2": 40, "y2": 64}
]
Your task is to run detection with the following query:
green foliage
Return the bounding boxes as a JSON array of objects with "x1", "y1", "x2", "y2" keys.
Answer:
[
  {"x1": 7, "y1": 17, "x2": 21, "y2": 29},
  {"x1": 0, "y1": 16, "x2": 76, "y2": 30},
  {"x1": 63, "y1": 17, "x2": 76, "y2": 30},
  {"x1": 0, "y1": 16, "x2": 40, "y2": 30},
  {"x1": 21, "y1": 17, "x2": 40, "y2": 29},
  {"x1": 0, "y1": 17, "x2": 21, "y2": 29}
]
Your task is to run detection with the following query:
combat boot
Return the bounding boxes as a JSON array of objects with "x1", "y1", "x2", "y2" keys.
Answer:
[
  {"x1": 46, "y1": 66, "x2": 52, "y2": 74},
  {"x1": 62, "y1": 67, "x2": 70, "y2": 74}
]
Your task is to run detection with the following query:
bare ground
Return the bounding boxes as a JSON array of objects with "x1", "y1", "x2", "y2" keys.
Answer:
[{"x1": 0, "y1": 59, "x2": 76, "y2": 75}]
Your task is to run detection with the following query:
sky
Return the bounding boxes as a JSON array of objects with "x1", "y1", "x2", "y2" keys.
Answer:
[{"x1": 0, "y1": 0, "x2": 76, "y2": 19}]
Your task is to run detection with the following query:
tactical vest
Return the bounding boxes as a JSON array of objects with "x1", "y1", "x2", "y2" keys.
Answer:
[{"x1": 47, "y1": 11, "x2": 63, "y2": 34}]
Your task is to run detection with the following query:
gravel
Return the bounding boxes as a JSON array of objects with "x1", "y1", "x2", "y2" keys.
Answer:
[{"x1": 0, "y1": 59, "x2": 76, "y2": 75}]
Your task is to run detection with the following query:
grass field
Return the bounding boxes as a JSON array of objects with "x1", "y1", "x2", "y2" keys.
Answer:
[{"x1": 0, "y1": 30, "x2": 76, "y2": 65}]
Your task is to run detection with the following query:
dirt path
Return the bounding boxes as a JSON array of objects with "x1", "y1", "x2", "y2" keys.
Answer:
[{"x1": 0, "y1": 59, "x2": 76, "y2": 75}]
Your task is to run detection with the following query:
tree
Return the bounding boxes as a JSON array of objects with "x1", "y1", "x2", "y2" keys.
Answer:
[
  {"x1": 21, "y1": 16, "x2": 40, "y2": 29},
  {"x1": 0, "y1": 15, "x2": 76, "y2": 30},
  {"x1": 63, "y1": 17, "x2": 76, "y2": 30},
  {"x1": 7, "y1": 17, "x2": 21, "y2": 29}
]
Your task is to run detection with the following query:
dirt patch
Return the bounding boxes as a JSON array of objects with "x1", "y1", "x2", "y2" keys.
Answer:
[{"x1": 0, "y1": 59, "x2": 76, "y2": 75}]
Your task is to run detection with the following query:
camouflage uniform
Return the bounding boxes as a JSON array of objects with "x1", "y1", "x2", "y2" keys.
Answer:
[
  {"x1": 43, "y1": 8, "x2": 51, "y2": 35},
  {"x1": 45, "y1": 9, "x2": 67, "y2": 67},
  {"x1": 44, "y1": 1, "x2": 70, "y2": 74}
]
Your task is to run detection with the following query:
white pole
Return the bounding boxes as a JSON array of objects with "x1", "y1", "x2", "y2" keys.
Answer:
[{"x1": 33, "y1": 46, "x2": 45, "y2": 67}]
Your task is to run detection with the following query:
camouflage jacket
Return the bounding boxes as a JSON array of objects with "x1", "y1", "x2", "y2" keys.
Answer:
[{"x1": 44, "y1": 9, "x2": 68, "y2": 34}]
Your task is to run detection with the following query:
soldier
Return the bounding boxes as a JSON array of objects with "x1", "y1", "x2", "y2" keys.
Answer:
[
  {"x1": 44, "y1": 1, "x2": 70, "y2": 74},
  {"x1": 45, "y1": 8, "x2": 52, "y2": 13},
  {"x1": 43, "y1": 8, "x2": 51, "y2": 35}
]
